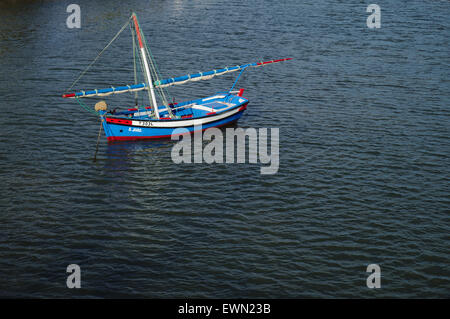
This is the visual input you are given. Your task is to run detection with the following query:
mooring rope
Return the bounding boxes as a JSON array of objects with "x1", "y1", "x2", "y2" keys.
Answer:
[{"x1": 93, "y1": 117, "x2": 103, "y2": 162}]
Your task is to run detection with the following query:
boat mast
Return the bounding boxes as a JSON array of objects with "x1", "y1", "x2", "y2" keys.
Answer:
[{"x1": 132, "y1": 13, "x2": 160, "y2": 119}]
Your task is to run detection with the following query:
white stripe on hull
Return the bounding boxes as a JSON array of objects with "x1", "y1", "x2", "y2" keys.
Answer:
[{"x1": 130, "y1": 104, "x2": 245, "y2": 128}]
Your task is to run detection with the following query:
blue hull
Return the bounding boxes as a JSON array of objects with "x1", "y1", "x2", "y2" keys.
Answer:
[
  {"x1": 100, "y1": 94, "x2": 248, "y2": 141},
  {"x1": 102, "y1": 110, "x2": 245, "y2": 141}
]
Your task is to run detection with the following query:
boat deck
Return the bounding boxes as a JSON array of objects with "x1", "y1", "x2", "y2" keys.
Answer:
[{"x1": 111, "y1": 92, "x2": 247, "y2": 121}]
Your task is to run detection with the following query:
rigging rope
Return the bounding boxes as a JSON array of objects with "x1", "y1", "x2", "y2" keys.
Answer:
[
  {"x1": 131, "y1": 24, "x2": 139, "y2": 106},
  {"x1": 65, "y1": 16, "x2": 133, "y2": 94},
  {"x1": 67, "y1": 14, "x2": 180, "y2": 120},
  {"x1": 75, "y1": 96, "x2": 99, "y2": 116},
  {"x1": 136, "y1": 18, "x2": 175, "y2": 118}
]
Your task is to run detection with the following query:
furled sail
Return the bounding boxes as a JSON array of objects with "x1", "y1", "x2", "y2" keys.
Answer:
[
  {"x1": 62, "y1": 83, "x2": 147, "y2": 98},
  {"x1": 62, "y1": 58, "x2": 292, "y2": 99},
  {"x1": 154, "y1": 58, "x2": 292, "y2": 88}
]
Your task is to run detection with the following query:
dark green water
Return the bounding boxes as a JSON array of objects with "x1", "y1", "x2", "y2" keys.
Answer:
[{"x1": 0, "y1": 0, "x2": 449, "y2": 298}]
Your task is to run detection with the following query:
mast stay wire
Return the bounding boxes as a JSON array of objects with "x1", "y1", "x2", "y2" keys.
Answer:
[{"x1": 65, "y1": 16, "x2": 133, "y2": 94}]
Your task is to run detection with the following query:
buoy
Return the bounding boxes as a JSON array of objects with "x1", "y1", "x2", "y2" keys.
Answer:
[{"x1": 95, "y1": 101, "x2": 107, "y2": 111}]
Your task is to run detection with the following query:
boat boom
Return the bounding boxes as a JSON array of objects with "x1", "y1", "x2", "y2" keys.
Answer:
[{"x1": 62, "y1": 58, "x2": 292, "y2": 99}]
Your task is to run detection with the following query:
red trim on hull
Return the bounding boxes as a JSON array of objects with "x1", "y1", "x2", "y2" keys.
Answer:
[
  {"x1": 106, "y1": 118, "x2": 132, "y2": 125},
  {"x1": 108, "y1": 134, "x2": 174, "y2": 141},
  {"x1": 238, "y1": 104, "x2": 247, "y2": 111}
]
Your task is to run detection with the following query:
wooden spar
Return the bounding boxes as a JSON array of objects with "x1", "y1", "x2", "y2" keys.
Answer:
[
  {"x1": 154, "y1": 58, "x2": 293, "y2": 88},
  {"x1": 255, "y1": 58, "x2": 292, "y2": 66},
  {"x1": 132, "y1": 13, "x2": 160, "y2": 119},
  {"x1": 62, "y1": 58, "x2": 294, "y2": 99}
]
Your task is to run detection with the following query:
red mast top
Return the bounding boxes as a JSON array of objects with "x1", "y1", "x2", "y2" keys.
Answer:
[{"x1": 132, "y1": 14, "x2": 144, "y2": 49}]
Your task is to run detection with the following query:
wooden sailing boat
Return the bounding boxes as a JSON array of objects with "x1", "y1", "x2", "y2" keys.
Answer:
[{"x1": 62, "y1": 13, "x2": 291, "y2": 141}]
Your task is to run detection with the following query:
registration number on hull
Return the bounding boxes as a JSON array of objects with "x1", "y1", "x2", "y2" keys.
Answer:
[{"x1": 135, "y1": 121, "x2": 153, "y2": 127}]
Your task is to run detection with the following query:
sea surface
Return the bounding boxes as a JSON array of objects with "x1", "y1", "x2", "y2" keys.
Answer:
[{"x1": 0, "y1": 0, "x2": 449, "y2": 298}]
